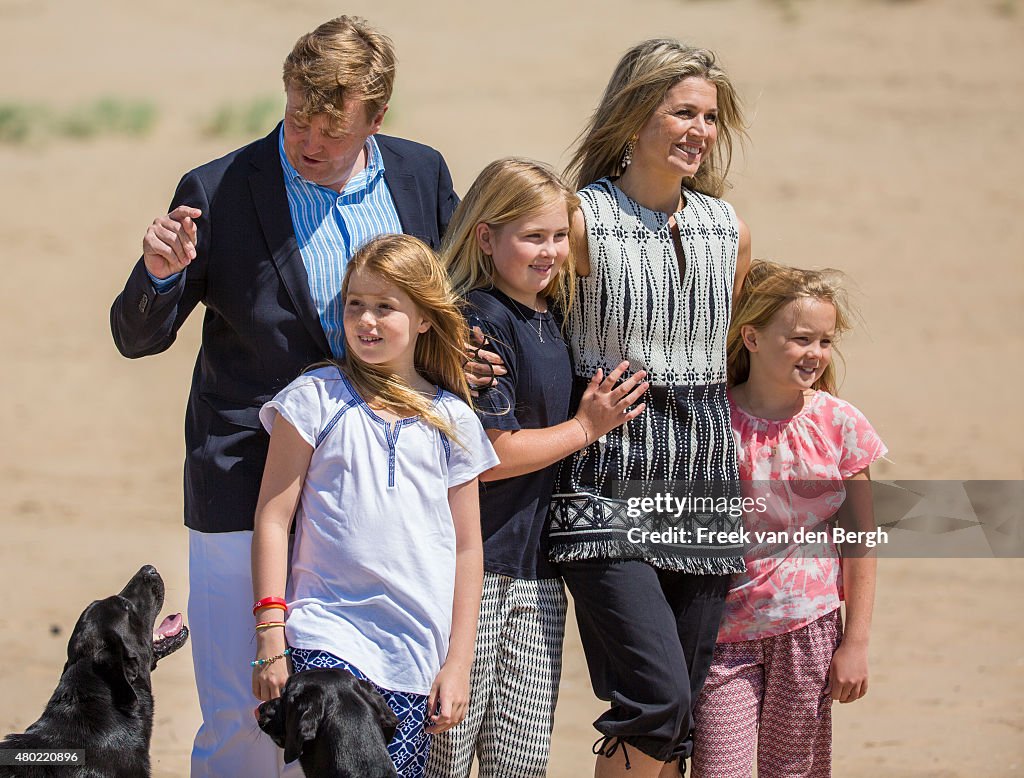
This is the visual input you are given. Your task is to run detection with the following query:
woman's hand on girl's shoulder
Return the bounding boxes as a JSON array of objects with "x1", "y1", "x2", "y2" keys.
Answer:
[
  {"x1": 425, "y1": 661, "x2": 471, "y2": 734},
  {"x1": 575, "y1": 360, "x2": 649, "y2": 442}
]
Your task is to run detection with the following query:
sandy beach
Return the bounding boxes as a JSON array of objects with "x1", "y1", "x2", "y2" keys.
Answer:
[{"x1": 1, "y1": 0, "x2": 1021, "y2": 774}]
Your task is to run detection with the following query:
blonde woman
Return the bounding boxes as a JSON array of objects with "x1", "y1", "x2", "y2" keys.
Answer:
[{"x1": 550, "y1": 40, "x2": 752, "y2": 777}]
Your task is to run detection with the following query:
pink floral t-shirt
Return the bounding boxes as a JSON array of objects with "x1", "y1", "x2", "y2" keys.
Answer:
[{"x1": 717, "y1": 390, "x2": 887, "y2": 644}]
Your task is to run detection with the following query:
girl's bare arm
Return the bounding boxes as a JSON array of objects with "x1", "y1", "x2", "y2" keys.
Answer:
[
  {"x1": 830, "y1": 467, "x2": 877, "y2": 703},
  {"x1": 251, "y1": 417, "x2": 313, "y2": 702},
  {"x1": 427, "y1": 478, "x2": 484, "y2": 733}
]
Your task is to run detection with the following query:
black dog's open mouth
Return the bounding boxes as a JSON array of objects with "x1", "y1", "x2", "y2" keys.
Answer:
[{"x1": 152, "y1": 613, "x2": 189, "y2": 663}]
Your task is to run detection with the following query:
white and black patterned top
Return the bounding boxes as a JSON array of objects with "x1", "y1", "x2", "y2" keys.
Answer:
[{"x1": 549, "y1": 178, "x2": 746, "y2": 574}]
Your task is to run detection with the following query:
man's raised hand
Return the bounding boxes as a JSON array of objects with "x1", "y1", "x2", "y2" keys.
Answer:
[{"x1": 143, "y1": 205, "x2": 202, "y2": 280}]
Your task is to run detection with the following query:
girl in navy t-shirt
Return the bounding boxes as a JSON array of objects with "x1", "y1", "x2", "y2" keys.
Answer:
[{"x1": 425, "y1": 158, "x2": 649, "y2": 778}]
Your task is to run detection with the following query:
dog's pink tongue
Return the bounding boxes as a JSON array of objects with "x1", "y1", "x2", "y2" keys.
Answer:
[{"x1": 155, "y1": 613, "x2": 184, "y2": 640}]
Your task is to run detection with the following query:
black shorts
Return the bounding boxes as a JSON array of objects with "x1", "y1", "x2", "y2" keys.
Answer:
[{"x1": 560, "y1": 559, "x2": 730, "y2": 763}]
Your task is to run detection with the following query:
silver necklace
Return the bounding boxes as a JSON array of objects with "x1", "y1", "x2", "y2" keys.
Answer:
[
  {"x1": 533, "y1": 311, "x2": 545, "y2": 342},
  {"x1": 499, "y1": 287, "x2": 547, "y2": 342}
]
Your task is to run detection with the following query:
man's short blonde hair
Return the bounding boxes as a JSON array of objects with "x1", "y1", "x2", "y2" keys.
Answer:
[{"x1": 282, "y1": 15, "x2": 396, "y2": 123}]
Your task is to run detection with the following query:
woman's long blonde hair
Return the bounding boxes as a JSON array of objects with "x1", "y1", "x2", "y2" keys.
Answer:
[
  {"x1": 329, "y1": 235, "x2": 471, "y2": 439},
  {"x1": 566, "y1": 39, "x2": 747, "y2": 198},
  {"x1": 444, "y1": 157, "x2": 580, "y2": 316},
  {"x1": 727, "y1": 260, "x2": 853, "y2": 395}
]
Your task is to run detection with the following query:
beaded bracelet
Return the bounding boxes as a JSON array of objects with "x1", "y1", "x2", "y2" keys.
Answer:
[{"x1": 251, "y1": 648, "x2": 291, "y2": 668}]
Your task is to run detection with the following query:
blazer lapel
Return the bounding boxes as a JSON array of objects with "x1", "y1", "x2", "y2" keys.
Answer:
[
  {"x1": 379, "y1": 137, "x2": 430, "y2": 245},
  {"x1": 249, "y1": 125, "x2": 331, "y2": 355}
]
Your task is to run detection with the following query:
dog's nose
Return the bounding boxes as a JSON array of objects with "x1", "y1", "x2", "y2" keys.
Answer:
[{"x1": 139, "y1": 565, "x2": 159, "y2": 578}]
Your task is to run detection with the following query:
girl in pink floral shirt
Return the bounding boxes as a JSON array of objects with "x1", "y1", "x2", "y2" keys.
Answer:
[{"x1": 692, "y1": 261, "x2": 886, "y2": 778}]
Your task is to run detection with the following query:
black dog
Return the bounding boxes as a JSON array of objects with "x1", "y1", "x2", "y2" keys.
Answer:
[
  {"x1": 257, "y1": 668, "x2": 399, "y2": 777},
  {"x1": 0, "y1": 565, "x2": 189, "y2": 777}
]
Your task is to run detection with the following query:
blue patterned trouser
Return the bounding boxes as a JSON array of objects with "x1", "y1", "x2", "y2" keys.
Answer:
[{"x1": 290, "y1": 648, "x2": 431, "y2": 777}]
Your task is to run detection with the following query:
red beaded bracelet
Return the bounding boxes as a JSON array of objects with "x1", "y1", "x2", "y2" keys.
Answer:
[{"x1": 252, "y1": 596, "x2": 288, "y2": 615}]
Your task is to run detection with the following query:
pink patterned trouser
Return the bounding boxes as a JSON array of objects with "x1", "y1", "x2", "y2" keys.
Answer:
[{"x1": 691, "y1": 609, "x2": 842, "y2": 778}]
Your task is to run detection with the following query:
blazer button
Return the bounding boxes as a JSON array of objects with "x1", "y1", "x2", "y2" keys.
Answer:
[{"x1": 138, "y1": 293, "x2": 150, "y2": 314}]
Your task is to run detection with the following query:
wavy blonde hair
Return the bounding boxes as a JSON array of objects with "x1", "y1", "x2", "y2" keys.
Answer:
[
  {"x1": 326, "y1": 235, "x2": 470, "y2": 440},
  {"x1": 727, "y1": 260, "x2": 854, "y2": 395},
  {"x1": 444, "y1": 157, "x2": 580, "y2": 317},
  {"x1": 567, "y1": 39, "x2": 747, "y2": 198},
  {"x1": 282, "y1": 15, "x2": 396, "y2": 122}
]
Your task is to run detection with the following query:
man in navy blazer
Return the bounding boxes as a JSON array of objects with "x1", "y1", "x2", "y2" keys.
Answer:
[{"x1": 110, "y1": 16, "x2": 456, "y2": 777}]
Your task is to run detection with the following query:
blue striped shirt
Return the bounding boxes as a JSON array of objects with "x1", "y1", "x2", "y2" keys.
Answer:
[
  {"x1": 148, "y1": 129, "x2": 404, "y2": 359},
  {"x1": 279, "y1": 128, "x2": 403, "y2": 357}
]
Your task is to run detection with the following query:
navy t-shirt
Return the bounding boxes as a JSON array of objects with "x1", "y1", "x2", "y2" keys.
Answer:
[{"x1": 466, "y1": 287, "x2": 573, "y2": 580}]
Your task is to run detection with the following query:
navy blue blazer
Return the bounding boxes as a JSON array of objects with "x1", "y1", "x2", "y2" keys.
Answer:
[{"x1": 111, "y1": 125, "x2": 458, "y2": 533}]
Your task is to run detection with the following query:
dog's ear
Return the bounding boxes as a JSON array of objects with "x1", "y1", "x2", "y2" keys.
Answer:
[
  {"x1": 283, "y1": 688, "x2": 323, "y2": 764},
  {"x1": 65, "y1": 605, "x2": 141, "y2": 708},
  {"x1": 64, "y1": 602, "x2": 103, "y2": 673},
  {"x1": 354, "y1": 680, "x2": 399, "y2": 744},
  {"x1": 95, "y1": 634, "x2": 143, "y2": 709}
]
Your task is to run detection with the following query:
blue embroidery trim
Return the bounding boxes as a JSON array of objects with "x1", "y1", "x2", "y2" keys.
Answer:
[
  {"x1": 439, "y1": 431, "x2": 451, "y2": 464},
  {"x1": 316, "y1": 398, "x2": 359, "y2": 448},
  {"x1": 385, "y1": 418, "x2": 399, "y2": 488},
  {"x1": 335, "y1": 371, "x2": 448, "y2": 488}
]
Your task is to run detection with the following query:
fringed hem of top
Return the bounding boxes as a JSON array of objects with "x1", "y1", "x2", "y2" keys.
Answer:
[{"x1": 549, "y1": 540, "x2": 745, "y2": 575}]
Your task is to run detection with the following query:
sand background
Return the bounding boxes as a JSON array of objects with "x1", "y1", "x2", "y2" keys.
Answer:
[{"x1": 1, "y1": 0, "x2": 1021, "y2": 774}]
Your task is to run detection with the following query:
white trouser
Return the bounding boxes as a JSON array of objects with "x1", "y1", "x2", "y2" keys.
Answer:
[{"x1": 188, "y1": 529, "x2": 285, "y2": 777}]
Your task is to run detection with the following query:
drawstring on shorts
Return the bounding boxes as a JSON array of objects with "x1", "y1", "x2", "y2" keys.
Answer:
[{"x1": 593, "y1": 735, "x2": 632, "y2": 770}]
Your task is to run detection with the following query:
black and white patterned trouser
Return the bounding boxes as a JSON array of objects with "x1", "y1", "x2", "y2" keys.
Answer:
[{"x1": 425, "y1": 573, "x2": 567, "y2": 778}]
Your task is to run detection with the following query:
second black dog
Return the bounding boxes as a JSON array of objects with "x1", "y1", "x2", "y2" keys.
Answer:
[
  {"x1": 257, "y1": 668, "x2": 399, "y2": 777},
  {"x1": 0, "y1": 565, "x2": 189, "y2": 777}
]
